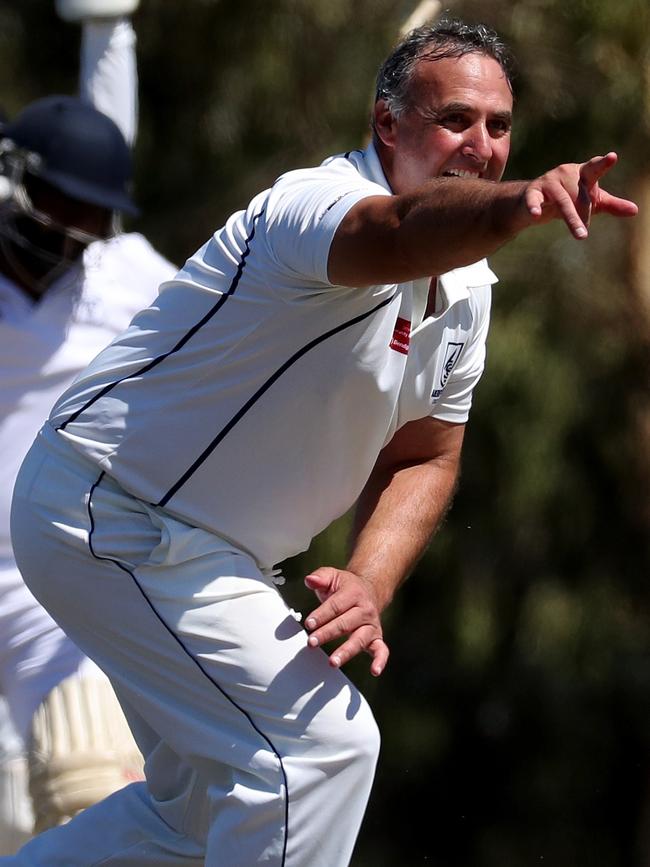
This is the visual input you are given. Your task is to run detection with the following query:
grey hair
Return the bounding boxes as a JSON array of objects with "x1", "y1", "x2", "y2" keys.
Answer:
[{"x1": 375, "y1": 17, "x2": 516, "y2": 120}]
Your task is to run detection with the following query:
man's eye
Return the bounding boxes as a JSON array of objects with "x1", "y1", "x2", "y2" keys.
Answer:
[
  {"x1": 489, "y1": 120, "x2": 511, "y2": 136},
  {"x1": 442, "y1": 114, "x2": 466, "y2": 128}
]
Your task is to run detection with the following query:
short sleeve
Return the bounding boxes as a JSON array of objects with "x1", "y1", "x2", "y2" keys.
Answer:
[{"x1": 261, "y1": 164, "x2": 391, "y2": 288}]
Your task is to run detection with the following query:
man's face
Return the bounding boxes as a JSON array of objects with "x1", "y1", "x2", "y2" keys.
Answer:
[{"x1": 375, "y1": 52, "x2": 513, "y2": 195}]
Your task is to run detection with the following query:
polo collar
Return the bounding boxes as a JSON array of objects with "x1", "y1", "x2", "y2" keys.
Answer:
[
  {"x1": 352, "y1": 142, "x2": 392, "y2": 192},
  {"x1": 438, "y1": 259, "x2": 498, "y2": 305}
]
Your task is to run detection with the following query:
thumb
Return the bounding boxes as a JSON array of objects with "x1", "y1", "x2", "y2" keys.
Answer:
[
  {"x1": 579, "y1": 152, "x2": 617, "y2": 189},
  {"x1": 304, "y1": 566, "x2": 338, "y2": 591}
]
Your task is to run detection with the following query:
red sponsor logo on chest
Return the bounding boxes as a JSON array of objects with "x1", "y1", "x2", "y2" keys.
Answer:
[{"x1": 389, "y1": 317, "x2": 411, "y2": 355}]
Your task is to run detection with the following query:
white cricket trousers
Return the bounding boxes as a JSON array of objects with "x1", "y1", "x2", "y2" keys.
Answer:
[{"x1": 5, "y1": 427, "x2": 380, "y2": 866}]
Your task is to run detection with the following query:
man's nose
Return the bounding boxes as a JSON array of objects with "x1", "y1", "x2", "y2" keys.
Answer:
[{"x1": 462, "y1": 123, "x2": 492, "y2": 164}]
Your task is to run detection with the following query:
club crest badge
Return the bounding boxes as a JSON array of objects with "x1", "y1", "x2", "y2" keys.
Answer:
[{"x1": 440, "y1": 341, "x2": 465, "y2": 387}]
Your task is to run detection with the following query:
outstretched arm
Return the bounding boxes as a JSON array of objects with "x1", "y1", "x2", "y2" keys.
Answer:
[
  {"x1": 304, "y1": 417, "x2": 464, "y2": 676},
  {"x1": 328, "y1": 153, "x2": 638, "y2": 288}
]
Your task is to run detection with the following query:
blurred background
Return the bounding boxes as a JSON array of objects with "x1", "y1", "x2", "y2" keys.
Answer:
[{"x1": 2, "y1": 0, "x2": 649, "y2": 863}]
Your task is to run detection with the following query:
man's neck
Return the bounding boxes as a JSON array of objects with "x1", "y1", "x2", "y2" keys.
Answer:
[{"x1": 424, "y1": 277, "x2": 438, "y2": 319}]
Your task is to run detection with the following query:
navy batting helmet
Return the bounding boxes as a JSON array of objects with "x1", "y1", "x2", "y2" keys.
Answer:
[{"x1": 1, "y1": 95, "x2": 138, "y2": 215}]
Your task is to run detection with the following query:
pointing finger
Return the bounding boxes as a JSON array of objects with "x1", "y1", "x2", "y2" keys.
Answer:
[{"x1": 593, "y1": 190, "x2": 639, "y2": 218}]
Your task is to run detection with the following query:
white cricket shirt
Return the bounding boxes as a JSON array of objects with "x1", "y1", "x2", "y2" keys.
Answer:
[
  {"x1": 49, "y1": 144, "x2": 497, "y2": 567},
  {"x1": 0, "y1": 233, "x2": 175, "y2": 561}
]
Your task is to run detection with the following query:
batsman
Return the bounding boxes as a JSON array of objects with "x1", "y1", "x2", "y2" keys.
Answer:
[{"x1": 6, "y1": 17, "x2": 637, "y2": 867}]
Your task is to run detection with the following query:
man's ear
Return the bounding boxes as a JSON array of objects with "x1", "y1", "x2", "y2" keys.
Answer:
[{"x1": 373, "y1": 99, "x2": 397, "y2": 148}]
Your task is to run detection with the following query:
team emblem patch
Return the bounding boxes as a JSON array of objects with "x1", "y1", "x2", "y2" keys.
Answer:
[
  {"x1": 389, "y1": 317, "x2": 411, "y2": 355},
  {"x1": 440, "y1": 341, "x2": 465, "y2": 387}
]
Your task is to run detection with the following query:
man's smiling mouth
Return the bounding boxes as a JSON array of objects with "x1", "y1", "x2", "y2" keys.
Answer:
[{"x1": 442, "y1": 168, "x2": 482, "y2": 178}]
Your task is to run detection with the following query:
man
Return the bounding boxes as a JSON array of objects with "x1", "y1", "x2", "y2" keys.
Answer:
[
  {"x1": 0, "y1": 1, "x2": 176, "y2": 846},
  {"x1": 5, "y1": 18, "x2": 637, "y2": 867}
]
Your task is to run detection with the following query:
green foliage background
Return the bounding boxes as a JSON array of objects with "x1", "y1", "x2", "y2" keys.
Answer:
[{"x1": 2, "y1": 1, "x2": 649, "y2": 864}]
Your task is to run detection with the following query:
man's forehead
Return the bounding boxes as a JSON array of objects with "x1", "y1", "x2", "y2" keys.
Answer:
[{"x1": 409, "y1": 52, "x2": 512, "y2": 104}]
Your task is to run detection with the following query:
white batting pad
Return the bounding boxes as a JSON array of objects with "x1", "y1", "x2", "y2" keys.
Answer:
[{"x1": 27, "y1": 671, "x2": 144, "y2": 833}]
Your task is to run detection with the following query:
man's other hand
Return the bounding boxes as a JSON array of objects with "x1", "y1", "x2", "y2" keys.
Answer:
[{"x1": 304, "y1": 567, "x2": 389, "y2": 677}]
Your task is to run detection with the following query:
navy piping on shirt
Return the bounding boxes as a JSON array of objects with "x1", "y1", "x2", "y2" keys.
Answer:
[
  {"x1": 157, "y1": 291, "x2": 396, "y2": 507},
  {"x1": 86, "y1": 470, "x2": 290, "y2": 865},
  {"x1": 54, "y1": 191, "x2": 397, "y2": 514},
  {"x1": 57, "y1": 209, "x2": 266, "y2": 433}
]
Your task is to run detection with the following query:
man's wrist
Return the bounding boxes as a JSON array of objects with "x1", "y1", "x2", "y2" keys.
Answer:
[
  {"x1": 486, "y1": 180, "x2": 534, "y2": 238},
  {"x1": 345, "y1": 563, "x2": 398, "y2": 614}
]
